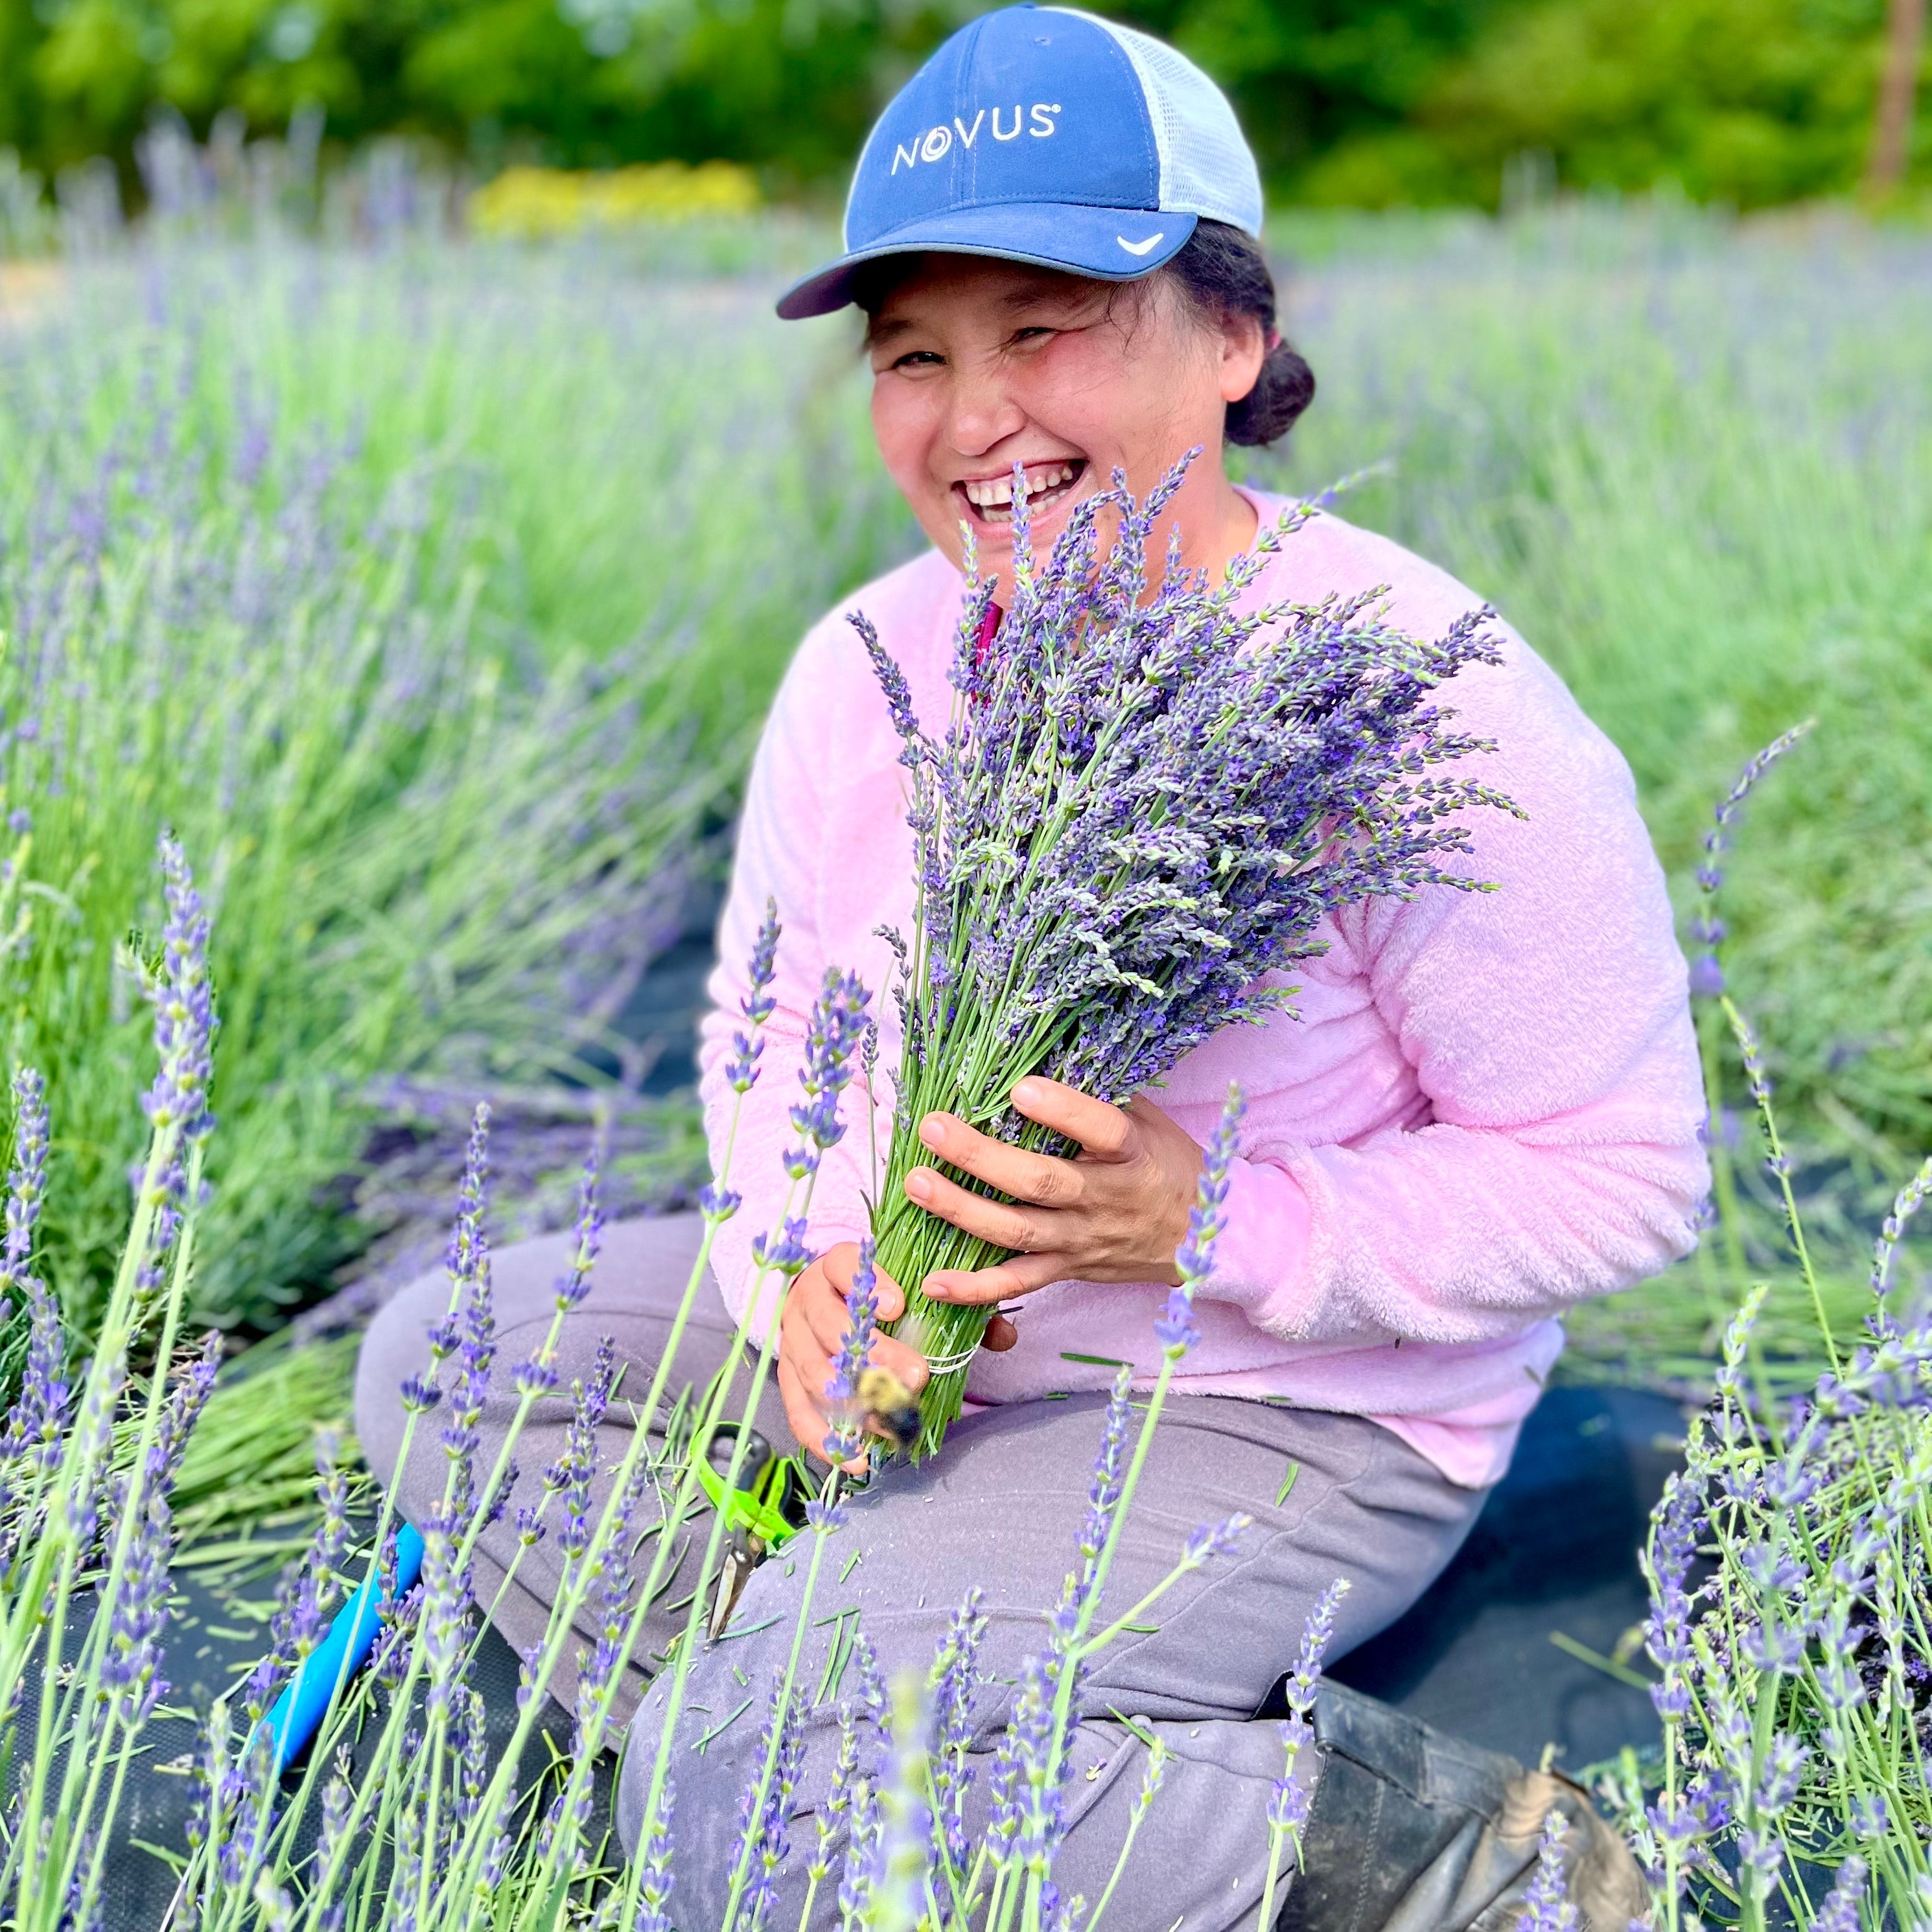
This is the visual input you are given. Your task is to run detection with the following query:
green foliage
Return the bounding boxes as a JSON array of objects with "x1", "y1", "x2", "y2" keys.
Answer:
[
  {"x1": 0, "y1": 0, "x2": 973, "y2": 185},
  {"x1": 1099, "y1": 0, "x2": 1509, "y2": 189},
  {"x1": 1305, "y1": 0, "x2": 1911, "y2": 207},
  {"x1": 4, "y1": 0, "x2": 1915, "y2": 215}
]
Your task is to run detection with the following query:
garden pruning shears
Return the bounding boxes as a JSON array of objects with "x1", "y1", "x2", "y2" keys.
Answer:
[
  {"x1": 692, "y1": 1420, "x2": 810, "y2": 1638},
  {"x1": 258, "y1": 1520, "x2": 427, "y2": 1775}
]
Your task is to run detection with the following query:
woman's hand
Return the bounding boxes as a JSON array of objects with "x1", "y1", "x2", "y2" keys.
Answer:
[
  {"x1": 907, "y1": 1077, "x2": 1205, "y2": 1307},
  {"x1": 777, "y1": 1241, "x2": 1018, "y2": 1463}
]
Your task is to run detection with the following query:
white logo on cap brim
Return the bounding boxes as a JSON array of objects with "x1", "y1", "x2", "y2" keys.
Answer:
[{"x1": 1115, "y1": 231, "x2": 1165, "y2": 256}]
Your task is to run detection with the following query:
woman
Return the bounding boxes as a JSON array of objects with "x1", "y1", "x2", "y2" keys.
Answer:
[{"x1": 357, "y1": 9, "x2": 1706, "y2": 1924}]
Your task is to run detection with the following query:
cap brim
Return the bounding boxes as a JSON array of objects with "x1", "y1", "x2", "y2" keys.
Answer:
[{"x1": 775, "y1": 204, "x2": 1199, "y2": 320}]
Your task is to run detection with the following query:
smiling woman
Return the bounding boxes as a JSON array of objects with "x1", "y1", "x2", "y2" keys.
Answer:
[
  {"x1": 355, "y1": 6, "x2": 1705, "y2": 1925},
  {"x1": 854, "y1": 234, "x2": 1305, "y2": 599}
]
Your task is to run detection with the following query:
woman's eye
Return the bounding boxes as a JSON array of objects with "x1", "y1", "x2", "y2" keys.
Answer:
[
  {"x1": 890, "y1": 349, "x2": 944, "y2": 371},
  {"x1": 1012, "y1": 327, "x2": 1055, "y2": 346}
]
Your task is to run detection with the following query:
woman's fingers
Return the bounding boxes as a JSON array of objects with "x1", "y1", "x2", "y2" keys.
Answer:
[
  {"x1": 821, "y1": 1240, "x2": 908, "y2": 1321},
  {"x1": 789, "y1": 1255, "x2": 929, "y2": 1392},
  {"x1": 777, "y1": 1346, "x2": 832, "y2": 1456},
  {"x1": 923, "y1": 1250, "x2": 1069, "y2": 1304},
  {"x1": 1011, "y1": 1077, "x2": 1135, "y2": 1158},
  {"x1": 869, "y1": 1331, "x2": 931, "y2": 1392},
  {"x1": 915, "y1": 1111, "x2": 1088, "y2": 1205},
  {"x1": 903, "y1": 1161, "x2": 1047, "y2": 1251}
]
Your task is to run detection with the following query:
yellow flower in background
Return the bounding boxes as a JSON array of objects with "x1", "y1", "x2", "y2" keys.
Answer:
[{"x1": 469, "y1": 162, "x2": 761, "y2": 237}]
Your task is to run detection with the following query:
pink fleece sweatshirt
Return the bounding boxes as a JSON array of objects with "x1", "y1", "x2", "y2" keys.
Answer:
[{"x1": 697, "y1": 493, "x2": 1708, "y2": 1489}]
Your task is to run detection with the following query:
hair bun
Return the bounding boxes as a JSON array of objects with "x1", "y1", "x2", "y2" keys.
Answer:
[{"x1": 1227, "y1": 336, "x2": 1315, "y2": 448}]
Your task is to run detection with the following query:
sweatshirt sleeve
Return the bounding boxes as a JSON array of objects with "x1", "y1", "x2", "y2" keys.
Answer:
[
  {"x1": 1195, "y1": 616, "x2": 1710, "y2": 1347},
  {"x1": 697, "y1": 616, "x2": 876, "y2": 1341}
]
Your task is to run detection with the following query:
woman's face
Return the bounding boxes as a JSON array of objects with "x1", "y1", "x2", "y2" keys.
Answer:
[{"x1": 865, "y1": 255, "x2": 1264, "y2": 596}]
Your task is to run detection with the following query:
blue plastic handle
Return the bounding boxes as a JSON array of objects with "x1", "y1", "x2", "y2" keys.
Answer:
[{"x1": 259, "y1": 1521, "x2": 426, "y2": 1774}]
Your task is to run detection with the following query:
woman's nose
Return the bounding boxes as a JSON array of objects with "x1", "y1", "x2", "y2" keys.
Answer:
[{"x1": 942, "y1": 369, "x2": 1027, "y2": 460}]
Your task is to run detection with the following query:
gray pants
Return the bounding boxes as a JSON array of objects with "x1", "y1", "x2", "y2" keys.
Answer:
[{"x1": 354, "y1": 1213, "x2": 1488, "y2": 1931}]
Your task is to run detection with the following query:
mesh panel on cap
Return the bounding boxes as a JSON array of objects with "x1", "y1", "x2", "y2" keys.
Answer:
[{"x1": 1051, "y1": 8, "x2": 1263, "y2": 235}]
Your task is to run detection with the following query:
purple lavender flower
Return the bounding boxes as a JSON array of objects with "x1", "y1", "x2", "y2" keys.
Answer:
[
  {"x1": 1513, "y1": 1813, "x2": 1577, "y2": 1932},
  {"x1": 633, "y1": 1771, "x2": 677, "y2": 1932},
  {"x1": 699, "y1": 1180, "x2": 742, "y2": 1224},
  {"x1": 1871, "y1": 1154, "x2": 1932, "y2": 1299},
  {"x1": 1075, "y1": 1369, "x2": 1132, "y2": 1586},
  {"x1": 749, "y1": 1216, "x2": 812, "y2": 1279},
  {"x1": 1643, "y1": 1468, "x2": 1705, "y2": 1723},
  {"x1": 1812, "y1": 1857, "x2": 1867, "y2": 1932},
  {"x1": 547, "y1": 1335, "x2": 617, "y2": 1559},
  {"x1": 553, "y1": 1147, "x2": 603, "y2": 1310},
  {"x1": 0, "y1": 1069, "x2": 69, "y2": 1511},
  {"x1": 926, "y1": 1588, "x2": 988, "y2": 1867},
  {"x1": 1288, "y1": 1577, "x2": 1351, "y2": 1714},
  {"x1": 1848, "y1": 1793, "x2": 1888, "y2": 1839},
  {"x1": 0, "y1": 1065, "x2": 47, "y2": 1290},
  {"x1": 1155, "y1": 1084, "x2": 1245, "y2": 1358},
  {"x1": 811, "y1": 1708, "x2": 862, "y2": 1892},
  {"x1": 823, "y1": 1237, "x2": 881, "y2": 1464},
  {"x1": 868, "y1": 1673, "x2": 937, "y2": 1927},
  {"x1": 514, "y1": 1356, "x2": 560, "y2": 1397},
  {"x1": 1267, "y1": 1713, "x2": 1314, "y2": 1838},
  {"x1": 731, "y1": 1675, "x2": 804, "y2": 1924},
  {"x1": 143, "y1": 833, "x2": 219, "y2": 1146},
  {"x1": 1754, "y1": 1732, "x2": 1810, "y2": 1815},
  {"x1": 1686, "y1": 723, "x2": 1811, "y2": 998},
  {"x1": 572, "y1": 1456, "x2": 654, "y2": 1750},
  {"x1": 837, "y1": 1761, "x2": 885, "y2": 1926},
  {"x1": 1182, "y1": 1512, "x2": 1251, "y2": 1566},
  {"x1": 399, "y1": 1373, "x2": 442, "y2": 1414},
  {"x1": 102, "y1": 1493, "x2": 174, "y2": 1719},
  {"x1": 784, "y1": 967, "x2": 872, "y2": 1178},
  {"x1": 726, "y1": 900, "x2": 784, "y2": 1092},
  {"x1": 146, "y1": 1334, "x2": 220, "y2": 1497}
]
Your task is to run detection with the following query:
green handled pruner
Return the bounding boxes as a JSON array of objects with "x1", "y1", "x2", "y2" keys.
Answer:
[{"x1": 693, "y1": 1420, "x2": 810, "y2": 1638}]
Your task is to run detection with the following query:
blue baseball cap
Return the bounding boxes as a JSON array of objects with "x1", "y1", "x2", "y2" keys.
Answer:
[{"x1": 776, "y1": 4, "x2": 1264, "y2": 321}]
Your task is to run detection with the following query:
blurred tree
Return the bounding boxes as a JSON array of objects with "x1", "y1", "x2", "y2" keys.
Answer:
[
  {"x1": 1305, "y1": 0, "x2": 1910, "y2": 205},
  {"x1": 1102, "y1": 0, "x2": 1507, "y2": 185},
  {"x1": 1867, "y1": 0, "x2": 1927, "y2": 187},
  {"x1": 0, "y1": 0, "x2": 1921, "y2": 207}
]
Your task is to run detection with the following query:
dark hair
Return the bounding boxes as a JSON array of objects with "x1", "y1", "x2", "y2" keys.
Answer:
[{"x1": 1160, "y1": 220, "x2": 1315, "y2": 448}]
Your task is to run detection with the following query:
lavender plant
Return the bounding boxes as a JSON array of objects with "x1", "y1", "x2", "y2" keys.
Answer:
[
  {"x1": 0, "y1": 841, "x2": 1358, "y2": 1930},
  {"x1": 1610, "y1": 732, "x2": 1932, "y2": 1929},
  {"x1": 862, "y1": 457, "x2": 1519, "y2": 1453},
  {"x1": 0, "y1": 288, "x2": 719, "y2": 1356},
  {"x1": 0, "y1": 832, "x2": 226, "y2": 1926}
]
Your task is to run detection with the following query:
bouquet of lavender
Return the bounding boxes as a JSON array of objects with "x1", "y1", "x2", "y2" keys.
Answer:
[{"x1": 857, "y1": 456, "x2": 1520, "y2": 1457}]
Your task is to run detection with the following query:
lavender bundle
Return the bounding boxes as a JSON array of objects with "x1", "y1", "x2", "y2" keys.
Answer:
[{"x1": 857, "y1": 456, "x2": 1520, "y2": 1456}]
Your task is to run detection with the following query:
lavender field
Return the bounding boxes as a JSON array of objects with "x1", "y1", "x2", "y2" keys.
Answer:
[{"x1": 1, "y1": 200, "x2": 1929, "y2": 1927}]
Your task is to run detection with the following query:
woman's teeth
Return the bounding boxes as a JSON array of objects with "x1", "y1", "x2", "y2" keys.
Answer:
[{"x1": 960, "y1": 463, "x2": 1082, "y2": 520}]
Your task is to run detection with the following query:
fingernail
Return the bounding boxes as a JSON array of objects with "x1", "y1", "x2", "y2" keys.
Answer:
[
  {"x1": 906, "y1": 1170, "x2": 933, "y2": 1203},
  {"x1": 1012, "y1": 1078, "x2": 1038, "y2": 1105},
  {"x1": 918, "y1": 1115, "x2": 944, "y2": 1150}
]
